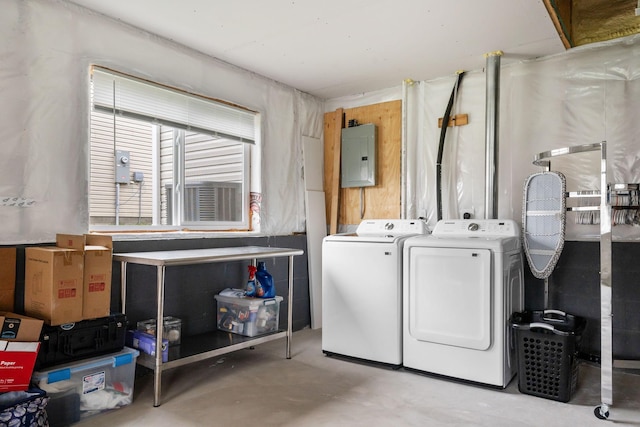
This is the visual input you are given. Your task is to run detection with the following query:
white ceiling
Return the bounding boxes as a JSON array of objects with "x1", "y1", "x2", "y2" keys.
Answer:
[{"x1": 68, "y1": 0, "x2": 565, "y2": 100}]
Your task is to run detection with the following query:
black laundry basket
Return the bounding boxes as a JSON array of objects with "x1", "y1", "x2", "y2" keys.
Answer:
[{"x1": 511, "y1": 310, "x2": 586, "y2": 403}]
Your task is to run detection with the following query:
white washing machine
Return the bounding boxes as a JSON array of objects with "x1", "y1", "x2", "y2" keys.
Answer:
[
  {"x1": 403, "y1": 219, "x2": 524, "y2": 387},
  {"x1": 322, "y1": 219, "x2": 429, "y2": 367}
]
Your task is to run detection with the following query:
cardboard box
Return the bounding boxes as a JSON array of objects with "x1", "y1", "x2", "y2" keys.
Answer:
[
  {"x1": 57, "y1": 234, "x2": 113, "y2": 320},
  {"x1": 0, "y1": 248, "x2": 16, "y2": 312},
  {"x1": 24, "y1": 246, "x2": 84, "y2": 326},
  {"x1": 0, "y1": 340, "x2": 40, "y2": 392},
  {"x1": 83, "y1": 235, "x2": 113, "y2": 319},
  {"x1": 0, "y1": 312, "x2": 44, "y2": 341}
]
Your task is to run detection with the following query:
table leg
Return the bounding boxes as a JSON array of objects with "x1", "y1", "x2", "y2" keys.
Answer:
[
  {"x1": 154, "y1": 265, "x2": 166, "y2": 407},
  {"x1": 286, "y1": 255, "x2": 294, "y2": 359},
  {"x1": 120, "y1": 262, "x2": 127, "y2": 313}
]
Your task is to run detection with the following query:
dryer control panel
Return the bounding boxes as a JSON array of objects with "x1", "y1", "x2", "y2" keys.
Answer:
[{"x1": 432, "y1": 219, "x2": 519, "y2": 238}]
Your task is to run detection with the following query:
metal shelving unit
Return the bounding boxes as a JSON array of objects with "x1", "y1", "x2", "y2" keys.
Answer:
[
  {"x1": 566, "y1": 184, "x2": 640, "y2": 226},
  {"x1": 113, "y1": 246, "x2": 304, "y2": 407},
  {"x1": 533, "y1": 142, "x2": 614, "y2": 420}
]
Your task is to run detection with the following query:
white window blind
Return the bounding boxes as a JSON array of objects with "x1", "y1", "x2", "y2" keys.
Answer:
[{"x1": 91, "y1": 66, "x2": 255, "y2": 143}]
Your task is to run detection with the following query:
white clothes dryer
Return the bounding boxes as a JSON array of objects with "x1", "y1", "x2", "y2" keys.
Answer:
[
  {"x1": 322, "y1": 219, "x2": 429, "y2": 367},
  {"x1": 403, "y1": 219, "x2": 524, "y2": 387}
]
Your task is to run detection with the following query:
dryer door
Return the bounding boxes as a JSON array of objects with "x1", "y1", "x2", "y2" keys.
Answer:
[{"x1": 407, "y1": 246, "x2": 492, "y2": 350}]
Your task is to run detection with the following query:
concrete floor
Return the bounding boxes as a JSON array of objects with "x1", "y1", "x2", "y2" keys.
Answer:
[{"x1": 76, "y1": 328, "x2": 640, "y2": 426}]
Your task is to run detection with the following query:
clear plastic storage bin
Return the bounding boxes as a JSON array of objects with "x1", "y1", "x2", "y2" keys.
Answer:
[
  {"x1": 136, "y1": 316, "x2": 182, "y2": 346},
  {"x1": 215, "y1": 294, "x2": 283, "y2": 337},
  {"x1": 32, "y1": 347, "x2": 139, "y2": 426}
]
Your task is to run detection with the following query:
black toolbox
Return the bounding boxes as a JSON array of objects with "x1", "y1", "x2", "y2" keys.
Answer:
[
  {"x1": 36, "y1": 313, "x2": 127, "y2": 369},
  {"x1": 511, "y1": 310, "x2": 586, "y2": 403}
]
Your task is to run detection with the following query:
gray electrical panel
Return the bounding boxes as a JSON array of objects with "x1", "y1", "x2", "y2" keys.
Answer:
[{"x1": 341, "y1": 123, "x2": 376, "y2": 188}]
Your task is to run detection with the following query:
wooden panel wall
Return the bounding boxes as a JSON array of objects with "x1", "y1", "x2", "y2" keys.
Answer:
[{"x1": 323, "y1": 100, "x2": 402, "y2": 230}]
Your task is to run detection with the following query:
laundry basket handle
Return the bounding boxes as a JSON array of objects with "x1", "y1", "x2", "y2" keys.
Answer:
[
  {"x1": 529, "y1": 322, "x2": 556, "y2": 332},
  {"x1": 544, "y1": 309, "x2": 566, "y2": 317},
  {"x1": 527, "y1": 322, "x2": 572, "y2": 337},
  {"x1": 542, "y1": 309, "x2": 568, "y2": 322}
]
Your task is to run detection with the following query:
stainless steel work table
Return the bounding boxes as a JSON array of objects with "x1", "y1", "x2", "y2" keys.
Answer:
[{"x1": 113, "y1": 246, "x2": 304, "y2": 406}]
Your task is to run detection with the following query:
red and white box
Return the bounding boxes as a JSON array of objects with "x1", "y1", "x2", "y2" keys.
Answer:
[{"x1": 0, "y1": 340, "x2": 40, "y2": 392}]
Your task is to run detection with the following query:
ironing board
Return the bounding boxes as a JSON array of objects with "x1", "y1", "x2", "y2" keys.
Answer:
[{"x1": 522, "y1": 171, "x2": 566, "y2": 307}]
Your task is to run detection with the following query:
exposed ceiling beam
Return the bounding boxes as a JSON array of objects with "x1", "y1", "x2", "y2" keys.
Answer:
[{"x1": 544, "y1": 0, "x2": 640, "y2": 49}]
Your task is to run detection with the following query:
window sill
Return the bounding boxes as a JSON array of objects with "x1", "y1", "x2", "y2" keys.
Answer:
[{"x1": 89, "y1": 229, "x2": 265, "y2": 242}]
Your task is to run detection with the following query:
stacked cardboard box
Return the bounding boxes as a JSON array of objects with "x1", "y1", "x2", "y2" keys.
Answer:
[
  {"x1": 57, "y1": 234, "x2": 113, "y2": 320},
  {"x1": 25, "y1": 234, "x2": 113, "y2": 326},
  {"x1": 24, "y1": 244, "x2": 84, "y2": 325},
  {"x1": 0, "y1": 312, "x2": 43, "y2": 392}
]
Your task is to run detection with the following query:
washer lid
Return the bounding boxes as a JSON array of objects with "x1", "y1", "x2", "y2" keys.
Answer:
[
  {"x1": 324, "y1": 233, "x2": 409, "y2": 244},
  {"x1": 323, "y1": 219, "x2": 429, "y2": 244}
]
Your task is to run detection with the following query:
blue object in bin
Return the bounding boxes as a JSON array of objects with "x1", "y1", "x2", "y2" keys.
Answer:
[
  {"x1": 256, "y1": 261, "x2": 275, "y2": 298},
  {"x1": 126, "y1": 330, "x2": 168, "y2": 362}
]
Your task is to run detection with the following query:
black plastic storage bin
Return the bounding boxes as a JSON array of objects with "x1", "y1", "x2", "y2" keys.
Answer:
[
  {"x1": 511, "y1": 310, "x2": 586, "y2": 402},
  {"x1": 36, "y1": 313, "x2": 127, "y2": 369}
]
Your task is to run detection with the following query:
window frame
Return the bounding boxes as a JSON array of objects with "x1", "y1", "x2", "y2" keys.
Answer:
[{"x1": 88, "y1": 65, "x2": 258, "y2": 234}]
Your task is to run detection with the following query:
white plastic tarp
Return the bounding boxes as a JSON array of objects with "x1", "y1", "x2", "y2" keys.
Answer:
[
  {"x1": 0, "y1": 0, "x2": 323, "y2": 244},
  {"x1": 4, "y1": 0, "x2": 640, "y2": 244},
  {"x1": 400, "y1": 35, "x2": 640, "y2": 241}
]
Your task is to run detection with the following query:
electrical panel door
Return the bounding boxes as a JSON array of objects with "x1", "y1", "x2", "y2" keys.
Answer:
[{"x1": 341, "y1": 124, "x2": 376, "y2": 188}]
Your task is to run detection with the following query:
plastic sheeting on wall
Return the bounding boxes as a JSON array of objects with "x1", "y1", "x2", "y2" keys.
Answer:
[
  {"x1": 338, "y1": 35, "x2": 640, "y2": 241},
  {"x1": 0, "y1": 0, "x2": 323, "y2": 244},
  {"x1": 404, "y1": 34, "x2": 640, "y2": 241},
  {"x1": 406, "y1": 71, "x2": 488, "y2": 227},
  {"x1": 503, "y1": 35, "x2": 640, "y2": 241}
]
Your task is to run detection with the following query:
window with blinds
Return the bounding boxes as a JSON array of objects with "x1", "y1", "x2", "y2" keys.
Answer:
[{"x1": 89, "y1": 66, "x2": 256, "y2": 231}]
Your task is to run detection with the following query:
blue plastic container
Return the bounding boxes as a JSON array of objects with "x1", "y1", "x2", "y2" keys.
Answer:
[{"x1": 255, "y1": 261, "x2": 275, "y2": 298}]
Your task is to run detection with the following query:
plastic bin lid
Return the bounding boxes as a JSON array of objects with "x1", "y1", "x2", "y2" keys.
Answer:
[
  {"x1": 215, "y1": 294, "x2": 283, "y2": 305},
  {"x1": 32, "y1": 346, "x2": 140, "y2": 385}
]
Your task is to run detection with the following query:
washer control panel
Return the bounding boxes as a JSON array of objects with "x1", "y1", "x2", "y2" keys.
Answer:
[
  {"x1": 432, "y1": 219, "x2": 519, "y2": 238},
  {"x1": 356, "y1": 219, "x2": 429, "y2": 236}
]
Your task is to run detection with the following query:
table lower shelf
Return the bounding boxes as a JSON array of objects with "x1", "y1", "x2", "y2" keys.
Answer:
[{"x1": 136, "y1": 329, "x2": 287, "y2": 372}]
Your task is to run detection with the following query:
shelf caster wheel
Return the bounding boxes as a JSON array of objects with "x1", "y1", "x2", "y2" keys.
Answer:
[{"x1": 594, "y1": 405, "x2": 610, "y2": 420}]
